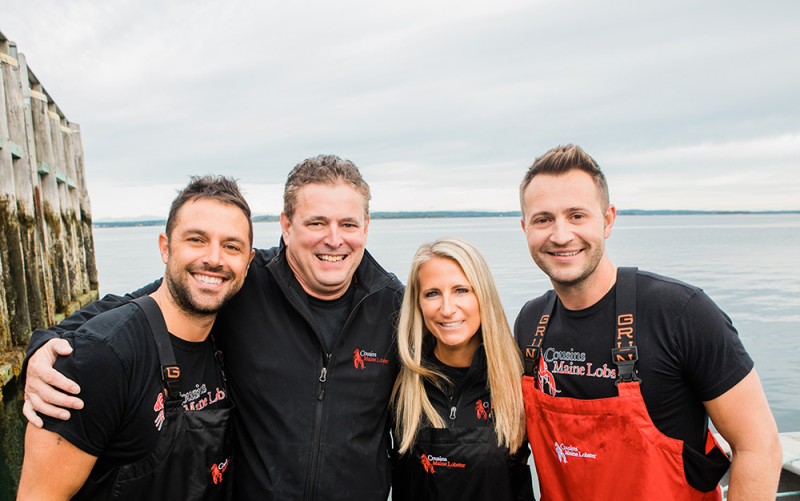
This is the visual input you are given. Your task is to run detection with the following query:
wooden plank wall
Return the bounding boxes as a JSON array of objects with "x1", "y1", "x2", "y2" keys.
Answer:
[{"x1": 0, "y1": 30, "x2": 98, "y2": 369}]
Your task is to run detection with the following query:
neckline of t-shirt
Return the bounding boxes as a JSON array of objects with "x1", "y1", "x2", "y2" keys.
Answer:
[
  {"x1": 307, "y1": 278, "x2": 356, "y2": 309},
  {"x1": 558, "y1": 284, "x2": 616, "y2": 319},
  {"x1": 168, "y1": 333, "x2": 213, "y2": 352}
]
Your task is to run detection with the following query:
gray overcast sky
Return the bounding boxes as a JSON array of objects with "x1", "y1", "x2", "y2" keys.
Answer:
[{"x1": 3, "y1": 0, "x2": 799, "y2": 219}]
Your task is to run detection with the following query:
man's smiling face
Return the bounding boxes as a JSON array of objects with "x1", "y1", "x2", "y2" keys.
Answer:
[
  {"x1": 161, "y1": 198, "x2": 254, "y2": 316},
  {"x1": 280, "y1": 182, "x2": 369, "y2": 300},
  {"x1": 521, "y1": 170, "x2": 614, "y2": 290}
]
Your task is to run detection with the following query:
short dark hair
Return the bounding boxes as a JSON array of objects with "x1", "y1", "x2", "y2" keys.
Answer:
[
  {"x1": 519, "y1": 144, "x2": 609, "y2": 215},
  {"x1": 283, "y1": 154, "x2": 371, "y2": 221},
  {"x1": 166, "y1": 175, "x2": 253, "y2": 245}
]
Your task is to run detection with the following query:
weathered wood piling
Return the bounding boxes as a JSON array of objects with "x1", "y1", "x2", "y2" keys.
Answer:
[{"x1": 0, "y1": 29, "x2": 98, "y2": 389}]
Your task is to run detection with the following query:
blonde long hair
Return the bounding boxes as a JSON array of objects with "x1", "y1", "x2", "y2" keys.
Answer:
[{"x1": 391, "y1": 237, "x2": 526, "y2": 455}]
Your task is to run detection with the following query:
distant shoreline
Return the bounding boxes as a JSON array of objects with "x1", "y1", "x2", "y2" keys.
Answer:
[{"x1": 93, "y1": 210, "x2": 800, "y2": 228}]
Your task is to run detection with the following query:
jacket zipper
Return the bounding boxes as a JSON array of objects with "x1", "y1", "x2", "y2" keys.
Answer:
[
  {"x1": 446, "y1": 354, "x2": 483, "y2": 427},
  {"x1": 268, "y1": 253, "x2": 396, "y2": 500},
  {"x1": 447, "y1": 389, "x2": 466, "y2": 427},
  {"x1": 305, "y1": 352, "x2": 330, "y2": 501},
  {"x1": 303, "y1": 290, "x2": 376, "y2": 501}
]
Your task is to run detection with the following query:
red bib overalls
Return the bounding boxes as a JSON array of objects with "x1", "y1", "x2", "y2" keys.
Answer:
[{"x1": 521, "y1": 268, "x2": 729, "y2": 501}]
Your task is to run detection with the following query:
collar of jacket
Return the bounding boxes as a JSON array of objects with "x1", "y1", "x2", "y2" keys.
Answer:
[
  {"x1": 423, "y1": 337, "x2": 488, "y2": 387},
  {"x1": 266, "y1": 237, "x2": 400, "y2": 298}
]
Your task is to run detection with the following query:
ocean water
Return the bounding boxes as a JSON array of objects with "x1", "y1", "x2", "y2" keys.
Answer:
[
  {"x1": 2, "y1": 214, "x2": 798, "y2": 498},
  {"x1": 91, "y1": 214, "x2": 800, "y2": 431},
  {"x1": 91, "y1": 214, "x2": 800, "y2": 430}
]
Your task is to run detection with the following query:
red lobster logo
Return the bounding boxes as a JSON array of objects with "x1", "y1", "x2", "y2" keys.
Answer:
[
  {"x1": 153, "y1": 392, "x2": 165, "y2": 430},
  {"x1": 353, "y1": 349, "x2": 365, "y2": 369},
  {"x1": 420, "y1": 454, "x2": 435, "y2": 474},
  {"x1": 538, "y1": 356, "x2": 560, "y2": 397},
  {"x1": 210, "y1": 457, "x2": 230, "y2": 484},
  {"x1": 475, "y1": 400, "x2": 488, "y2": 420}
]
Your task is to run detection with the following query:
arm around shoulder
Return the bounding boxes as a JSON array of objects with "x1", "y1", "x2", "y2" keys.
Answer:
[
  {"x1": 21, "y1": 281, "x2": 160, "y2": 426},
  {"x1": 704, "y1": 369, "x2": 782, "y2": 501}
]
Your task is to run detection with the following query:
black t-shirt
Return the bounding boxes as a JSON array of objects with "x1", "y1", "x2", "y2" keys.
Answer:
[
  {"x1": 41, "y1": 302, "x2": 229, "y2": 476},
  {"x1": 307, "y1": 279, "x2": 356, "y2": 353},
  {"x1": 514, "y1": 270, "x2": 753, "y2": 454}
]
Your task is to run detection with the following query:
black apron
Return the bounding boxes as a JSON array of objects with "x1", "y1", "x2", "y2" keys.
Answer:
[
  {"x1": 392, "y1": 420, "x2": 516, "y2": 500},
  {"x1": 74, "y1": 296, "x2": 235, "y2": 500}
]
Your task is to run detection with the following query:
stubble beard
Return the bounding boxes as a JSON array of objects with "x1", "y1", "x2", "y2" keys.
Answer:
[
  {"x1": 534, "y1": 242, "x2": 605, "y2": 291},
  {"x1": 164, "y1": 263, "x2": 237, "y2": 319}
]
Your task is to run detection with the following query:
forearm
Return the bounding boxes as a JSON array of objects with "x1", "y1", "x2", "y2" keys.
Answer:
[
  {"x1": 725, "y1": 440, "x2": 783, "y2": 501},
  {"x1": 705, "y1": 369, "x2": 782, "y2": 500},
  {"x1": 21, "y1": 281, "x2": 161, "y2": 384}
]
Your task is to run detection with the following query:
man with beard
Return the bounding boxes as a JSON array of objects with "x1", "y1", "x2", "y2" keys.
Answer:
[
  {"x1": 17, "y1": 176, "x2": 255, "y2": 500},
  {"x1": 22, "y1": 155, "x2": 404, "y2": 500},
  {"x1": 514, "y1": 145, "x2": 782, "y2": 500}
]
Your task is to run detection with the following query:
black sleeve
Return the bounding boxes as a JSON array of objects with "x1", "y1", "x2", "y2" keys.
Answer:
[
  {"x1": 509, "y1": 441, "x2": 535, "y2": 501},
  {"x1": 514, "y1": 297, "x2": 544, "y2": 350},
  {"x1": 676, "y1": 290, "x2": 754, "y2": 402},
  {"x1": 41, "y1": 332, "x2": 131, "y2": 456},
  {"x1": 513, "y1": 309, "x2": 523, "y2": 348},
  {"x1": 21, "y1": 279, "x2": 162, "y2": 386}
]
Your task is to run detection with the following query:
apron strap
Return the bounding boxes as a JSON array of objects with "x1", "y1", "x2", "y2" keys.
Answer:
[
  {"x1": 210, "y1": 334, "x2": 229, "y2": 391},
  {"x1": 132, "y1": 296, "x2": 182, "y2": 400},
  {"x1": 523, "y1": 267, "x2": 641, "y2": 386},
  {"x1": 523, "y1": 292, "x2": 557, "y2": 376},
  {"x1": 612, "y1": 267, "x2": 640, "y2": 386}
]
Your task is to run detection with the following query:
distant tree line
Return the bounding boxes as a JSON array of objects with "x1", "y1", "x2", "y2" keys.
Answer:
[{"x1": 93, "y1": 210, "x2": 800, "y2": 228}]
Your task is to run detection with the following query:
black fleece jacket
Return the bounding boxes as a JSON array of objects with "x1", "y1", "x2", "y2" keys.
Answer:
[{"x1": 391, "y1": 343, "x2": 534, "y2": 500}]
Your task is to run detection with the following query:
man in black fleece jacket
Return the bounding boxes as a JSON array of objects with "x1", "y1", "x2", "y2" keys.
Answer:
[{"x1": 24, "y1": 155, "x2": 405, "y2": 500}]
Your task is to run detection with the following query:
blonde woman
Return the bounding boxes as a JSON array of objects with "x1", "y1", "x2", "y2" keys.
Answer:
[{"x1": 391, "y1": 237, "x2": 534, "y2": 500}]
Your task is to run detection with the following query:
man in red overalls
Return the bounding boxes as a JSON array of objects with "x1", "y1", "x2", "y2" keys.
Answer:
[{"x1": 514, "y1": 145, "x2": 783, "y2": 500}]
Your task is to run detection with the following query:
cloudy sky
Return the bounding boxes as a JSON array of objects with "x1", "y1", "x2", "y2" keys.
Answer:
[{"x1": 3, "y1": 0, "x2": 798, "y2": 220}]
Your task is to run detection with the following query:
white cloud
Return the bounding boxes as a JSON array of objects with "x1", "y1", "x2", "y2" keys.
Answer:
[
  {"x1": 608, "y1": 133, "x2": 800, "y2": 164},
  {"x1": 2, "y1": 0, "x2": 798, "y2": 218}
]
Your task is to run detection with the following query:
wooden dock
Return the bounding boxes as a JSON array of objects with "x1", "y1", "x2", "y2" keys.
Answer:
[{"x1": 0, "y1": 28, "x2": 98, "y2": 393}]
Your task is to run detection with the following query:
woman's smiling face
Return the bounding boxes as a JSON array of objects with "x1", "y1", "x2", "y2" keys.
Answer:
[{"x1": 418, "y1": 257, "x2": 482, "y2": 367}]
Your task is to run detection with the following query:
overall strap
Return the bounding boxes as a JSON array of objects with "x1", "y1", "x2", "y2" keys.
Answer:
[
  {"x1": 523, "y1": 292, "x2": 557, "y2": 376},
  {"x1": 209, "y1": 334, "x2": 229, "y2": 392},
  {"x1": 132, "y1": 296, "x2": 182, "y2": 401},
  {"x1": 612, "y1": 267, "x2": 640, "y2": 386}
]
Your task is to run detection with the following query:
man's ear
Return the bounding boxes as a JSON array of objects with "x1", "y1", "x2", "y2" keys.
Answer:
[
  {"x1": 604, "y1": 204, "x2": 617, "y2": 239},
  {"x1": 244, "y1": 248, "x2": 256, "y2": 277},
  {"x1": 158, "y1": 233, "x2": 170, "y2": 264},
  {"x1": 280, "y1": 213, "x2": 291, "y2": 242}
]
